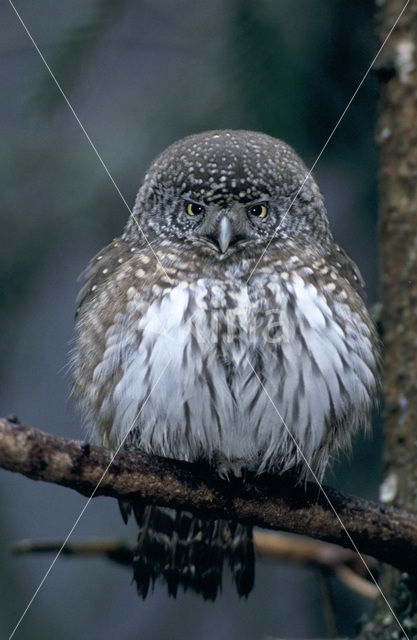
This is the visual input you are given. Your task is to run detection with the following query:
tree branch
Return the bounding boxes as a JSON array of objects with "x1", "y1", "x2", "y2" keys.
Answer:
[
  {"x1": 1, "y1": 416, "x2": 417, "y2": 576},
  {"x1": 12, "y1": 532, "x2": 379, "y2": 599},
  {"x1": 253, "y1": 531, "x2": 379, "y2": 599}
]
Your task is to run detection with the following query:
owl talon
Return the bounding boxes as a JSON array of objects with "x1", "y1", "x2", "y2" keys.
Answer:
[{"x1": 213, "y1": 454, "x2": 247, "y2": 480}]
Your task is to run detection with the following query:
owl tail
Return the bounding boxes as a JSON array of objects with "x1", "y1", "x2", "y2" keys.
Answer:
[{"x1": 119, "y1": 501, "x2": 254, "y2": 600}]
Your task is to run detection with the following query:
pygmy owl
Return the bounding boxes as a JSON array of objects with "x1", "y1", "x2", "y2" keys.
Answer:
[{"x1": 71, "y1": 130, "x2": 379, "y2": 600}]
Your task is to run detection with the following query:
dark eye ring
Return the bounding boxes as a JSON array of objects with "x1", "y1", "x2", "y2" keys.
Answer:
[
  {"x1": 186, "y1": 202, "x2": 205, "y2": 216},
  {"x1": 247, "y1": 203, "x2": 268, "y2": 219}
]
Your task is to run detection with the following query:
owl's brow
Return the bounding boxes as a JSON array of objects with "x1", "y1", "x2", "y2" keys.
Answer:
[
  {"x1": 245, "y1": 359, "x2": 410, "y2": 640},
  {"x1": 245, "y1": 0, "x2": 411, "y2": 285},
  {"x1": 8, "y1": 0, "x2": 173, "y2": 286},
  {"x1": 7, "y1": 358, "x2": 172, "y2": 640}
]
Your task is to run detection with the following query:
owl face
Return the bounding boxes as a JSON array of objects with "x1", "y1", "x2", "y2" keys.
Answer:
[
  {"x1": 153, "y1": 195, "x2": 283, "y2": 255},
  {"x1": 180, "y1": 198, "x2": 273, "y2": 254},
  {"x1": 127, "y1": 130, "x2": 331, "y2": 255}
]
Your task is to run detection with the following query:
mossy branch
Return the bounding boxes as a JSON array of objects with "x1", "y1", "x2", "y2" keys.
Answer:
[{"x1": 1, "y1": 416, "x2": 417, "y2": 576}]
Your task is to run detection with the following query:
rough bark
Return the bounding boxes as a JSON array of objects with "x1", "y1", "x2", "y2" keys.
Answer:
[
  {"x1": 360, "y1": 2, "x2": 417, "y2": 638},
  {"x1": 2, "y1": 417, "x2": 417, "y2": 578}
]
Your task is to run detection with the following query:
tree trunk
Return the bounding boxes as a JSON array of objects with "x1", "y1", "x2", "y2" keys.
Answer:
[{"x1": 361, "y1": 2, "x2": 417, "y2": 638}]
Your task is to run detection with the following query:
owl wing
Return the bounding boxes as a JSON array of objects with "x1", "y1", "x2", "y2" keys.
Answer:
[
  {"x1": 327, "y1": 243, "x2": 367, "y2": 300},
  {"x1": 75, "y1": 238, "x2": 135, "y2": 319}
]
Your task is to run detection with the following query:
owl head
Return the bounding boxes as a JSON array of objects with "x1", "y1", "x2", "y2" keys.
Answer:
[{"x1": 125, "y1": 130, "x2": 331, "y2": 255}]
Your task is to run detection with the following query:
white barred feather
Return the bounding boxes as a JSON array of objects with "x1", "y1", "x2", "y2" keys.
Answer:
[{"x1": 86, "y1": 270, "x2": 377, "y2": 481}]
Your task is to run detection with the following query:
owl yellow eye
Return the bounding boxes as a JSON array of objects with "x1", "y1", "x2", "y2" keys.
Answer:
[
  {"x1": 186, "y1": 202, "x2": 205, "y2": 216},
  {"x1": 248, "y1": 203, "x2": 268, "y2": 219}
]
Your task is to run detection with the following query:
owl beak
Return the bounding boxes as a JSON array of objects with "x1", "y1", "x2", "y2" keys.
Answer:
[{"x1": 217, "y1": 216, "x2": 233, "y2": 253}]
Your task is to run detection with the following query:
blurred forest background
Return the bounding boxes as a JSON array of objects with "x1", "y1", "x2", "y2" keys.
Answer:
[{"x1": 1, "y1": 1, "x2": 382, "y2": 638}]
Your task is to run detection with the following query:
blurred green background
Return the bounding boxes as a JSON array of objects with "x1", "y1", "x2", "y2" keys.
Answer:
[{"x1": 1, "y1": 1, "x2": 381, "y2": 638}]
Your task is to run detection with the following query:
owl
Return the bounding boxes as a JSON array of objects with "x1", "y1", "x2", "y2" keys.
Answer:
[{"x1": 71, "y1": 130, "x2": 379, "y2": 600}]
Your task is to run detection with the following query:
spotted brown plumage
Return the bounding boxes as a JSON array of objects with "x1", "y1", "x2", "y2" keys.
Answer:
[{"x1": 71, "y1": 130, "x2": 379, "y2": 599}]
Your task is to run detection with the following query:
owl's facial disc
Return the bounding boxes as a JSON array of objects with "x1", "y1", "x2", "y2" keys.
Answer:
[
  {"x1": 195, "y1": 213, "x2": 247, "y2": 254},
  {"x1": 127, "y1": 130, "x2": 332, "y2": 252},
  {"x1": 201, "y1": 215, "x2": 243, "y2": 254},
  {"x1": 187, "y1": 200, "x2": 269, "y2": 255}
]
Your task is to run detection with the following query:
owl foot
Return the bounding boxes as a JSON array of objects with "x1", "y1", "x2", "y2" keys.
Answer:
[{"x1": 213, "y1": 453, "x2": 248, "y2": 480}]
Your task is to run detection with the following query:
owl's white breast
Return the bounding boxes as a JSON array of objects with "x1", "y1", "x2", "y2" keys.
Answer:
[{"x1": 96, "y1": 273, "x2": 376, "y2": 478}]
